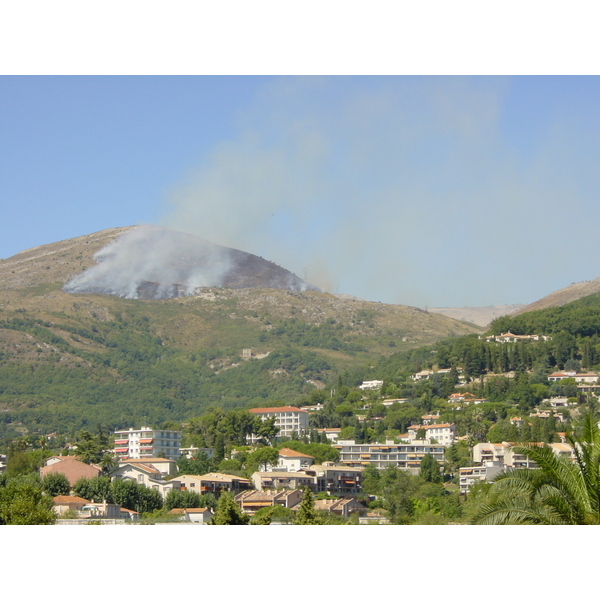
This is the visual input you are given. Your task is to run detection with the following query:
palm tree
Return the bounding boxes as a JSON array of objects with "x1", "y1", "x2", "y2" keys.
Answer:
[
  {"x1": 100, "y1": 452, "x2": 118, "y2": 477},
  {"x1": 471, "y1": 411, "x2": 600, "y2": 524}
]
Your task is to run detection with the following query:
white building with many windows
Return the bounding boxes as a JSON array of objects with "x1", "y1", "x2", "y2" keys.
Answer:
[
  {"x1": 113, "y1": 427, "x2": 182, "y2": 461},
  {"x1": 247, "y1": 406, "x2": 309, "y2": 443}
]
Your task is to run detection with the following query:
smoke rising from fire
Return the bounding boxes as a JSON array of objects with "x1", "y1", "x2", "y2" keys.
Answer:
[
  {"x1": 64, "y1": 225, "x2": 317, "y2": 299},
  {"x1": 157, "y1": 77, "x2": 600, "y2": 307}
]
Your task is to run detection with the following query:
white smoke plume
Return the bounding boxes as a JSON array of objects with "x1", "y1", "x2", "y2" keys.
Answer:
[
  {"x1": 63, "y1": 226, "x2": 234, "y2": 299},
  {"x1": 158, "y1": 77, "x2": 600, "y2": 307},
  {"x1": 63, "y1": 225, "x2": 316, "y2": 299}
]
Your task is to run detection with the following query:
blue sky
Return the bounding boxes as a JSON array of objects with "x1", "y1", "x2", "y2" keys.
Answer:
[{"x1": 1, "y1": 75, "x2": 599, "y2": 307}]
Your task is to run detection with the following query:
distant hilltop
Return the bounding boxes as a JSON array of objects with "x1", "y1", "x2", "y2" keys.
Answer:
[{"x1": 1, "y1": 225, "x2": 319, "y2": 300}]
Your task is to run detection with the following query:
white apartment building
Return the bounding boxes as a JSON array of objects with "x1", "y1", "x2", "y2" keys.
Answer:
[
  {"x1": 247, "y1": 406, "x2": 309, "y2": 443},
  {"x1": 334, "y1": 440, "x2": 444, "y2": 473},
  {"x1": 113, "y1": 427, "x2": 182, "y2": 461}
]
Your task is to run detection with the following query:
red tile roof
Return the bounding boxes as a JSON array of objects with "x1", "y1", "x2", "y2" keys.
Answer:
[{"x1": 279, "y1": 448, "x2": 314, "y2": 459}]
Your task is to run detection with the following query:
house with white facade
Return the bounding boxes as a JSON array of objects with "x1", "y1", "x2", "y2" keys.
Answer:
[
  {"x1": 110, "y1": 462, "x2": 182, "y2": 500},
  {"x1": 317, "y1": 428, "x2": 341, "y2": 442},
  {"x1": 273, "y1": 448, "x2": 314, "y2": 472},
  {"x1": 168, "y1": 507, "x2": 213, "y2": 524},
  {"x1": 359, "y1": 380, "x2": 384, "y2": 390}
]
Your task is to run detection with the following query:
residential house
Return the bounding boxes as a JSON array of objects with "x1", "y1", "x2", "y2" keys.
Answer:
[
  {"x1": 252, "y1": 471, "x2": 317, "y2": 492},
  {"x1": 485, "y1": 332, "x2": 552, "y2": 343},
  {"x1": 235, "y1": 489, "x2": 302, "y2": 515},
  {"x1": 547, "y1": 371, "x2": 577, "y2": 382},
  {"x1": 169, "y1": 472, "x2": 251, "y2": 496},
  {"x1": 359, "y1": 380, "x2": 384, "y2": 390},
  {"x1": 180, "y1": 447, "x2": 215, "y2": 460},
  {"x1": 110, "y1": 462, "x2": 182, "y2": 500},
  {"x1": 118, "y1": 457, "x2": 178, "y2": 477},
  {"x1": 52, "y1": 495, "x2": 90, "y2": 515},
  {"x1": 529, "y1": 409, "x2": 567, "y2": 423},
  {"x1": 574, "y1": 373, "x2": 599, "y2": 383},
  {"x1": 247, "y1": 406, "x2": 309, "y2": 443},
  {"x1": 40, "y1": 456, "x2": 103, "y2": 486},
  {"x1": 272, "y1": 448, "x2": 315, "y2": 472},
  {"x1": 313, "y1": 497, "x2": 367, "y2": 518},
  {"x1": 169, "y1": 507, "x2": 213, "y2": 524},
  {"x1": 411, "y1": 370, "x2": 433, "y2": 382},
  {"x1": 421, "y1": 414, "x2": 441, "y2": 425},
  {"x1": 382, "y1": 398, "x2": 407, "y2": 407},
  {"x1": 542, "y1": 397, "x2": 570, "y2": 408},
  {"x1": 317, "y1": 428, "x2": 341, "y2": 442},
  {"x1": 53, "y1": 496, "x2": 139, "y2": 520}
]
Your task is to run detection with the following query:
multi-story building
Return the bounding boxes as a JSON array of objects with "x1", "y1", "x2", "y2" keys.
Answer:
[
  {"x1": 113, "y1": 427, "x2": 182, "y2": 461},
  {"x1": 472, "y1": 441, "x2": 576, "y2": 470},
  {"x1": 247, "y1": 406, "x2": 310, "y2": 443},
  {"x1": 459, "y1": 462, "x2": 506, "y2": 494},
  {"x1": 334, "y1": 440, "x2": 444, "y2": 474},
  {"x1": 407, "y1": 423, "x2": 456, "y2": 446}
]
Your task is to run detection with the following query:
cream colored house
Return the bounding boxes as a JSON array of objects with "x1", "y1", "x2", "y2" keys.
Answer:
[{"x1": 110, "y1": 462, "x2": 181, "y2": 499}]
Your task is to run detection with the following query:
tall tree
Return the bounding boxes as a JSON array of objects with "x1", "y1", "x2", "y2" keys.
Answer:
[
  {"x1": 41, "y1": 472, "x2": 71, "y2": 497},
  {"x1": 294, "y1": 487, "x2": 320, "y2": 525},
  {"x1": 211, "y1": 492, "x2": 249, "y2": 525},
  {"x1": 419, "y1": 453, "x2": 442, "y2": 483}
]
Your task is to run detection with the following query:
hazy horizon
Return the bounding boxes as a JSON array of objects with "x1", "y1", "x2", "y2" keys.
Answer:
[{"x1": 2, "y1": 76, "x2": 599, "y2": 308}]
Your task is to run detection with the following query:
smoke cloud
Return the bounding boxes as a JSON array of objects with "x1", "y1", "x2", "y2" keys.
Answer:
[
  {"x1": 158, "y1": 77, "x2": 600, "y2": 307},
  {"x1": 63, "y1": 226, "x2": 237, "y2": 298}
]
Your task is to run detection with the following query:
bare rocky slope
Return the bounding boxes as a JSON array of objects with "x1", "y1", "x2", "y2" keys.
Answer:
[
  {"x1": 427, "y1": 305, "x2": 524, "y2": 328},
  {"x1": 511, "y1": 278, "x2": 600, "y2": 315}
]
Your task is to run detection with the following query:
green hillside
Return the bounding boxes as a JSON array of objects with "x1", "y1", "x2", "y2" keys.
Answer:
[{"x1": 0, "y1": 280, "x2": 480, "y2": 445}]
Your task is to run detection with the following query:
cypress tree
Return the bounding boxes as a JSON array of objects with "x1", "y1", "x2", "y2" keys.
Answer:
[
  {"x1": 212, "y1": 492, "x2": 249, "y2": 525},
  {"x1": 294, "y1": 487, "x2": 319, "y2": 524}
]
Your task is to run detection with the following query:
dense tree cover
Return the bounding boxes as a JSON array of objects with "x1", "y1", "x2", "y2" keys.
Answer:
[
  {"x1": 268, "y1": 318, "x2": 365, "y2": 353},
  {"x1": 366, "y1": 466, "x2": 463, "y2": 524},
  {"x1": 72, "y1": 476, "x2": 163, "y2": 513},
  {"x1": 0, "y1": 311, "x2": 333, "y2": 446},
  {"x1": 419, "y1": 453, "x2": 442, "y2": 483},
  {"x1": 41, "y1": 472, "x2": 71, "y2": 496},
  {"x1": 489, "y1": 292, "x2": 600, "y2": 338},
  {"x1": 164, "y1": 488, "x2": 217, "y2": 511},
  {"x1": 0, "y1": 473, "x2": 56, "y2": 525}
]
